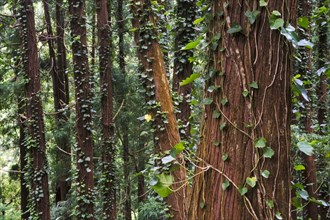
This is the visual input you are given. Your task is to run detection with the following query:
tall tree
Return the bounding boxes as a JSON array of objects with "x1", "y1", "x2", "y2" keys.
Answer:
[
  {"x1": 96, "y1": 0, "x2": 116, "y2": 218},
  {"x1": 172, "y1": 0, "x2": 196, "y2": 138},
  {"x1": 117, "y1": 0, "x2": 132, "y2": 218},
  {"x1": 18, "y1": 0, "x2": 51, "y2": 219},
  {"x1": 188, "y1": 1, "x2": 295, "y2": 219},
  {"x1": 130, "y1": 0, "x2": 188, "y2": 219},
  {"x1": 68, "y1": 0, "x2": 94, "y2": 218}
]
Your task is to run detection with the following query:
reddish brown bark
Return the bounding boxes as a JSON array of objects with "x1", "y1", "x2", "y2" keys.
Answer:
[
  {"x1": 173, "y1": 0, "x2": 196, "y2": 138},
  {"x1": 68, "y1": 0, "x2": 94, "y2": 218},
  {"x1": 19, "y1": 0, "x2": 51, "y2": 219},
  {"x1": 188, "y1": 1, "x2": 295, "y2": 219},
  {"x1": 96, "y1": 0, "x2": 116, "y2": 218},
  {"x1": 130, "y1": 1, "x2": 187, "y2": 219}
]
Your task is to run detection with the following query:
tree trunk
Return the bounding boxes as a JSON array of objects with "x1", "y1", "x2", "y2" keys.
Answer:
[
  {"x1": 130, "y1": 1, "x2": 187, "y2": 219},
  {"x1": 123, "y1": 131, "x2": 132, "y2": 220},
  {"x1": 172, "y1": 0, "x2": 196, "y2": 138},
  {"x1": 96, "y1": 0, "x2": 116, "y2": 219},
  {"x1": 68, "y1": 0, "x2": 95, "y2": 218},
  {"x1": 19, "y1": 1, "x2": 51, "y2": 219},
  {"x1": 189, "y1": 1, "x2": 295, "y2": 219}
]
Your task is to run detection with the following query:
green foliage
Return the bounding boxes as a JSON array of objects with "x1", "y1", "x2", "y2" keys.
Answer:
[{"x1": 138, "y1": 197, "x2": 172, "y2": 220}]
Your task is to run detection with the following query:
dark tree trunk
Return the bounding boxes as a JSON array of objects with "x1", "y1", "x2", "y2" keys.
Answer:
[
  {"x1": 96, "y1": 0, "x2": 116, "y2": 218},
  {"x1": 130, "y1": 1, "x2": 188, "y2": 219},
  {"x1": 172, "y1": 0, "x2": 196, "y2": 138},
  {"x1": 19, "y1": 1, "x2": 51, "y2": 219},
  {"x1": 117, "y1": 0, "x2": 132, "y2": 218},
  {"x1": 68, "y1": 0, "x2": 95, "y2": 218},
  {"x1": 188, "y1": 1, "x2": 295, "y2": 219}
]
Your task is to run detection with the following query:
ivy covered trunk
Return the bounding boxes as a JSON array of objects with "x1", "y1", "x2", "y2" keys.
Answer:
[
  {"x1": 130, "y1": 0, "x2": 188, "y2": 219},
  {"x1": 68, "y1": 0, "x2": 95, "y2": 218},
  {"x1": 96, "y1": 0, "x2": 116, "y2": 218},
  {"x1": 188, "y1": 1, "x2": 295, "y2": 219},
  {"x1": 19, "y1": 0, "x2": 51, "y2": 219},
  {"x1": 172, "y1": 0, "x2": 196, "y2": 138},
  {"x1": 54, "y1": 0, "x2": 71, "y2": 204}
]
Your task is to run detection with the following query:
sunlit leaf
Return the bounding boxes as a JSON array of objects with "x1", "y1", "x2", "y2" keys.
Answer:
[
  {"x1": 297, "y1": 141, "x2": 314, "y2": 156},
  {"x1": 222, "y1": 180, "x2": 230, "y2": 191},
  {"x1": 182, "y1": 37, "x2": 202, "y2": 50},
  {"x1": 246, "y1": 177, "x2": 257, "y2": 188},
  {"x1": 263, "y1": 147, "x2": 275, "y2": 158},
  {"x1": 261, "y1": 170, "x2": 270, "y2": 178},
  {"x1": 298, "y1": 16, "x2": 309, "y2": 29},
  {"x1": 255, "y1": 137, "x2": 267, "y2": 148},
  {"x1": 180, "y1": 73, "x2": 201, "y2": 86},
  {"x1": 294, "y1": 164, "x2": 305, "y2": 171}
]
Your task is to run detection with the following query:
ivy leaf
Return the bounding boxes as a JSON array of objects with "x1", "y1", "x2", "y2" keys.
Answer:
[
  {"x1": 246, "y1": 177, "x2": 257, "y2": 188},
  {"x1": 297, "y1": 39, "x2": 314, "y2": 49},
  {"x1": 275, "y1": 212, "x2": 283, "y2": 220},
  {"x1": 180, "y1": 73, "x2": 201, "y2": 86},
  {"x1": 239, "y1": 186, "x2": 248, "y2": 195},
  {"x1": 297, "y1": 141, "x2": 314, "y2": 156},
  {"x1": 263, "y1": 147, "x2": 275, "y2": 158},
  {"x1": 245, "y1": 10, "x2": 260, "y2": 24},
  {"x1": 182, "y1": 37, "x2": 202, "y2": 50},
  {"x1": 259, "y1": 0, "x2": 267, "y2": 7},
  {"x1": 221, "y1": 98, "x2": 228, "y2": 106},
  {"x1": 297, "y1": 189, "x2": 309, "y2": 200},
  {"x1": 270, "y1": 18, "x2": 284, "y2": 30},
  {"x1": 227, "y1": 23, "x2": 242, "y2": 34},
  {"x1": 222, "y1": 153, "x2": 228, "y2": 161},
  {"x1": 261, "y1": 170, "x2": 270, "y2": 178},
  {"x1": 222, "y1": 180, "x2": 230, "y2": 191},
  {"x1": 202, "y1": 98, "x2": 213, "y2": 105},
  {"x1": 266, "y1": 200, "x2": 274, "y2": 209},
  {"x1": 298, "y1": 16, "x2": 309, "y2": 29},
  {"x1": 170, "y1": 142, "x2": 185, "y2": 157},
  {"x1": 144, "y1": 114, "x2": 152, "y2": 122},
  {"x1": 152, "y1": 173, "x2": 173, "y2": 198},
  {"x1": 161, "y1": 155, "x2": 175, "y2": 164},
  {"x1": 213, "y1": 110, "x2": 221, "y2": 119},
  {"x1": 242, "y1": 89, "x2": 249, "y2": 97},
  {"x1": 220, "y1": 122, "x2": 227, "y2": 130},
  {"x1": 294, "y1": 164, "x2": 306, "y2": 171},
  {"x1": 249, "y1": 81, "x2": 259, "y2": 89},
  {"x1": 255, "y1": 137, "x2": 267, "y2": 148},
  {"x1": 193, "y1": 17, "x2": 205, "y2": 25}
]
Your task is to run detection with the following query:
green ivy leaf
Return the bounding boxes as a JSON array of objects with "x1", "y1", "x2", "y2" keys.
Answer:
[
  {"x1": 180, "y1": 73, "x2": 201, "y2": 86},
  {"x1": 266, "y1": 200, "x2": 274, "y2": 209},
  {"x1": 275, "y1": 211, "x2": 283, "y2": 220},
  {"x1": 246, "y1": 177, "x2": 257, "y2": 188},
  {"x1": 261, "y1": 170, "x2": 270, "y2": 178},
  {"x1": 249, "y1": 81, "x2": 259, "y2": 89},
  {"x1": 298, "y1": 16, "x2": 309, "y2": 29},
  {"x1": 255, "y1": 137, "x2": 267, "y2": 148},
  {"x1": 220, "y1": 122, "x2": 227, "y2": 130},
  {"x1": 297, "y1": 189, "x2": 309, "y2": 200},
  {"x1": 294, "y1": 164, "x2": 305, "y2": 171},
  {"x1": 213, "y1": 110, "x2": 221, "y2": 119},
  {"x1": 239, "y1": 186, "x2": 248, "y2": 195},
  {"x1": 242, "y1": 89, "x2": 249, "y2": 97},
  {"x1": 182, "y1": 37, "x2": 202, "y2": 50},
  {"x1": 221, "y1": 98, "x2": 228, "y2": 106},
  {"x1": 263, "y1": 147, "x2": 275, "y2": 158},
  {"x1": 222, "y1": 180, "x2": 230, "y2": 191},
  {"x1": 161, "y1": 155, "x2": 175, "y2": 164},
  {"x1": 202, "y1": 98, "x2": 213, "y2": 105},
  {"x1": 222, "y1": 153, "x2": 228, "y2": 161},
  {"x1": 297, "y1": 39, "x2": 314, "y2": 49},
  {"x1": 297, "y1": 141, "x2": 314, "y2": 156},
  {"x1": 170, "y1": 142, "x2": 185, "y2": 157},
  {"x1": 227, "y1": 23, "x2": 242, "y2": 34},
  {"x1": 270, "y1": 18, "x2": 284, "y2": 30},
  {"x1": 193, "y1": 17, "x2": 205, "y2": 25},
  {"x1": 152, "y1": 173, "x2": 173, "y2": 198},
  {"x1": 245, "y1": 10, "x2": 260, "y2": 24},
  {"x1": 259, "y1": 0, "x2": 267, "y2": 7}
]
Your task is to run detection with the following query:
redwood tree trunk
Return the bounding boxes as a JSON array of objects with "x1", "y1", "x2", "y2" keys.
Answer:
[
  {"x1": 96, "y1": 0, "x2": 116, "y2": 218},
  {"x1": 189, "y1": 1, "x2": 295, "y2": 219},
  {"x1": 68, "y1": 0, "x2": 95, "y2": 218},
  {"x1": 131, "y1": 0, "x2": 187, "y2": 219},
  {"x1": 19, "y1": 1, "x2": 51, "y2": 219},
  {"x1": 172, "y1": 0, "x2": 196, "y2": 138}
]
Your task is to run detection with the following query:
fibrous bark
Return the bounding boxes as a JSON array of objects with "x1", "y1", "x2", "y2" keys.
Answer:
[
  {"x1": 96, "y1": 0, "x2": 116, "y2": 218},
  {"x1": 189, "y1": 1, "x2": 295, "y2": 219},
  {"x1": 130, "y1": 0, "x2": 187, "y2": 219},
  {"x1": 68, "y1": 0, "x2": 94, "y2": 218},
  {"x1": 18, "y1": 1, "x2": 51, "y2": 219}
]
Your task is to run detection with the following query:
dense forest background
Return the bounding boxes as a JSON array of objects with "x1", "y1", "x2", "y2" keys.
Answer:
[{"x1": 0, "y1": 0, "x2": 329, "y2": 219}]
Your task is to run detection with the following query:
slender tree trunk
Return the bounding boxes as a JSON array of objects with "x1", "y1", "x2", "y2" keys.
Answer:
[
  {"x1": 117, "y1": 0, "x2": 132, "y2": 218},
  {"x1": 188, "y1": 1, "x2": 295, "y2": 219},
  {"x1": 130, "y1": 1, "x2": 187, "y2": 219},
  {"x1": 18, "y1": 1, "x2": 51, "y2": 219},
  {"x1": 96, "y1": 0, "x2": 116, "y2": 218},
  {"x1": 172, "y1": 0, "x2": 196, "y2": 138},
  {"x1": 68, "y1": 0, "x2": 94, "y2": 218}
]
